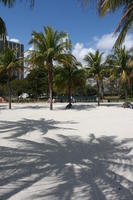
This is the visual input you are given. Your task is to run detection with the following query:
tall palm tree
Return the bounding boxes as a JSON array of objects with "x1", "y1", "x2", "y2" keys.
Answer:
[
  {"x1": 81, "y1": 0, "x2": 133, "y2": 47},
  {"x1": 84, "y1": 50, "x2": 104, "y2": 106},
  {"x1": 54, "y1": 56, "x2": 86, "y2": 107},
  {"x1": 0, "y1": 0, "x2": 34, "y2": 40},
  {"x1": 28, "y1": 26, "x2": 71, "y2": 110},
  {"x1": 0, "y1": 47, "x2": 22, "y2": 109},
  {"x1": 106, "y1": 46, "x2": 133, "y2": 100}
]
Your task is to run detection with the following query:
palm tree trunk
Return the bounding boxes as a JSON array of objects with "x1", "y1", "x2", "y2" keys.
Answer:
[
  {"x1": 124, "y1": 85, "x2": 128, "y2": 100},
  {"x1": 68, "y1": 71, "x2": 72, "y2": 106},
  {"x1": 68, "y1": 84, "x2": 71, "y2": 105},
  {"x1": 101, "y1": 80, "x2": 104, "y2": 100},
  {"x1": 97, "y1": 81, "x2": 100, "y2": 106},
  {"x1": 7, "y1": 78, "x2": 11, "y2": 109},
  {"x1": 48, "y1": 64, "x2": 53, "y2": 110}
]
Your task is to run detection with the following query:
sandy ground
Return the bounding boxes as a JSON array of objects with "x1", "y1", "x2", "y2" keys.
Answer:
[{"x1": 0, "y1": 102, "x2": 133, "y2": 200}]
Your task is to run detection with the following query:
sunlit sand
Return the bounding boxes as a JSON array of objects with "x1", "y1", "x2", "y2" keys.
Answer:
[{"x1": 0, "y1": 102, "x2": 133, "y2": 199}]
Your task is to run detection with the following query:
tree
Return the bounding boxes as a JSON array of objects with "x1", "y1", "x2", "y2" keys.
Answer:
[
  {"x1": 0, "y1": 0, "x2": 34, "y2": 40},
  {"x1": 26, "y1": 66, "x2": 48, "y2": 98},
  {"x1": 0, "y1": 47, "x2": 22, "y2": 109},
  {"x1": 84, "y1": 50, "x2": 104, "y2": 106},
  {"x1": 54, "y1": 56, "x2": 86, "y2": 106},
  {"x1": 106, "y1": 46, "x2": 133, "y2": 100},
  {"x1": 81, "y1": 0, "x2": 133, "y2": 47},
  {"x1": 28, "y1": 26, "x2": 71, "y2": 110}
]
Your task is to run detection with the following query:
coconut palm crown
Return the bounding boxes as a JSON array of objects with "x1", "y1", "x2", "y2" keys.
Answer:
[
  {"x1": 81, "y1": 0, "x2": 133, "y2": 47},
  {"x1": 106, "y1": 46, "x2": 133, "y2": 99},
  {"x1": 84, "y1": 50, "x2": 104, "y2": 106},
  {"x1": 0, "y1": 47, "x2": 22, "y2": 109},
  {"x1": 54, "y1": 55, "x2": 86, "y2": 105},
  {"x1": 28, "y1": 26, "x2": 71, "y2": 110},
  {"x1": 0, "y1": 0, "x2": 34, "y2": 41}
]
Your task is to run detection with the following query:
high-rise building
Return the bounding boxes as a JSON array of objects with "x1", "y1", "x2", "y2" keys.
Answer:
[{"x1": 0, "y1": 40, "x2": 24, "y2": 79}]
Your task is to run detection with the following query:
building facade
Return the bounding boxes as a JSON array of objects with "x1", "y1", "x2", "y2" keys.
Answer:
[{"x1": 0, "y1": 40, "x2": 24, "y2": 80}]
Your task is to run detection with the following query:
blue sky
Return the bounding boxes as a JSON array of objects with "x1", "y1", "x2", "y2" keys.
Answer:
[
  {"x1": 0, "y1": 0, "x2": 133, "y2": 62},
  {"x1": 0, "y1": 0, "x2": 121, "y2": 47}
]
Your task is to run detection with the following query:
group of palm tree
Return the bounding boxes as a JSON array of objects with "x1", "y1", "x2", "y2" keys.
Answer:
[
  {"x1": 26, "y1": 25, "x2": 133, "y2": 109},
  {"x1": 28, "y1": 27, "x2": 74, "y2": 110},
  {"x1": 0, "y1": 47, "x2": 22, "y2": 109},
  {"x1": 84, "y1": 47, "x2": 133, "y2": 106},
  {"x1": 1, "y1": 25, "x2": 133, "y2": 110},
  {"x1": 0, "y1": 0, "x2": 133, "y2": 109}
]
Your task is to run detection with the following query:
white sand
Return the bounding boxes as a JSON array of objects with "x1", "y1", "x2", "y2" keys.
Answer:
[{"x1": 0, "y1": 102, "x2": 133, "y2": 199}]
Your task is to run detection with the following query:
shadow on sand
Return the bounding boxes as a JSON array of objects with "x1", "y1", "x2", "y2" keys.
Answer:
[
  {"x1": 55, "y1": 103, "x2": 97, "y2": 111},
  {"x1": 55, "y1": 103, "x2": 123, "y2": 111},
  {"x1": 0, "y1": 103, "x2": 50, "y2": 110},
  {"x1": 0, "y1": 123, "x2": 133, "y2": 200},
  {"x1": 0, "y1": 118, "x2": 77, "y2": 139},
  {"x1": 0, "y1": 102, "x2": 123, "y2": 112},
  {"x1": 0, "y1": 104, "x2": 8, "y2": 110}
]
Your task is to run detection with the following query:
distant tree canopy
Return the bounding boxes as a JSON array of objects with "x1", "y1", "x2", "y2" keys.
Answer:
[{"x1": 26, "y1": 67, "x2": 48, "y2": 98}]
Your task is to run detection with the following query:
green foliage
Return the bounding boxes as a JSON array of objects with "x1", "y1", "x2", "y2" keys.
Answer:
[
  {"x1": 0, "y1": 70, "x2": 8, "y2": 84},
  {"x1": 84, "y1": 50, "x2": 104, "y2": 82},
  {"x1": 0, "y1": 0, "x2": 34, "y2": 39},
  {"x1": 85, "y1": 84, "x2": 97, "y2": 96},
  {"x1": 82, "y1": 0, "x2": 133, "y2": 47},
  {"x1": 10, "y1": 79, "x2": 28, "y2": 96},
  {"x1": 28, "y1": 26, "x2": 71, "y2": 109},
  {"x1": 0, "y1": 47, "x2": 23, "y2": 108},
  {"x1": 54, "y1": 56, "x2": 86, "y2": 102},
  {"x1": 106, "y1": 46, "x2": 133, "y2": 98},
  {"x1": 0, "y1": 47, "x2": 22, "y2": 77},
  {"x1": 84, "y1": 50, "x2": 105, "y2": 103},
  {"x1": 28, "y1": 26, "x2": 71, "y2": 68},
  {"x1": 26, "y1": 67, "x2": 48, "y2": 98}
]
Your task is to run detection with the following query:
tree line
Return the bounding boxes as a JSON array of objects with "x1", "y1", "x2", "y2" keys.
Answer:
[
  {"x1": 0, "y1": 0, "x2": 133, "y2": 109},
  {"x1": 0, "y1": 25, "x2": 133, "y2": 110}
]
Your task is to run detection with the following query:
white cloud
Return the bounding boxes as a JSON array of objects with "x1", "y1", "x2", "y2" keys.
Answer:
[
  {"x1": 123, "y1": 34, "x2": 133, "y2": 49},
  {"x1": 95, "y1": 32, "x2": 133, "y2": 51},
  {"x1": 9, "y1": 38, "x2": 20, "y2": 43},
  {"x1": 29, "y1": 46, "x2": 34, "y2": 51},
  {"x1": 96, "y1": 33, "x2": 116, "y2": 50},
  {"x1": 6, "y1": 36, "x2": 20, "y2": 43},
  {"x1": 72, "y1": 43, "x2": 95, "y2": 65}
]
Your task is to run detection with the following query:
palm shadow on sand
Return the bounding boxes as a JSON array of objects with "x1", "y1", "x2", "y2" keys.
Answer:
[
  {"x1": 0, "y1": 131, "x2": 133, "y2": 199},
  {"x1": 55, "y1": 103, "x2": 123, "y2": 111},
  {"x1": 55, "y1": 103, "x2": 97, "y2": 111},
  {"x1": 0, "y1": 118, "x2": 77, "y2": 139}
]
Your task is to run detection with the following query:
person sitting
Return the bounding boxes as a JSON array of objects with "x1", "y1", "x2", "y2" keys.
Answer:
[{"x1": 66, "y1": 103, "x2": 72, "y2": 109}]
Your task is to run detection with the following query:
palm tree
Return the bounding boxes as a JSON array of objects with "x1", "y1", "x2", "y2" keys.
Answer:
[
  {"x1": 0, "y1": 0, "x2": 34, "y2": 40},
  {"x1": 106, "y1": 46, "x2": 133, "y2": 100},
  {"x1": 81, "y1": 0, "x2": 133, "y2": 47},
  {"x1": 54, "y1": 56, "x2": 86, "y2": 107},
  {"x1": 0, "y1": 47, "x2": 22, "y2": 109},
  {"x1": 28, "y1": 26, "x2": 71, "y2": 110},
  {"x1": 84, "y1": 50, "x2": 104, "y2": 106}
]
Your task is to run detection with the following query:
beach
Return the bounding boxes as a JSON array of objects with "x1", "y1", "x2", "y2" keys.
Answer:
[{"x1": 0, "y1": 102, "x2": 133, "y2": 199}]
